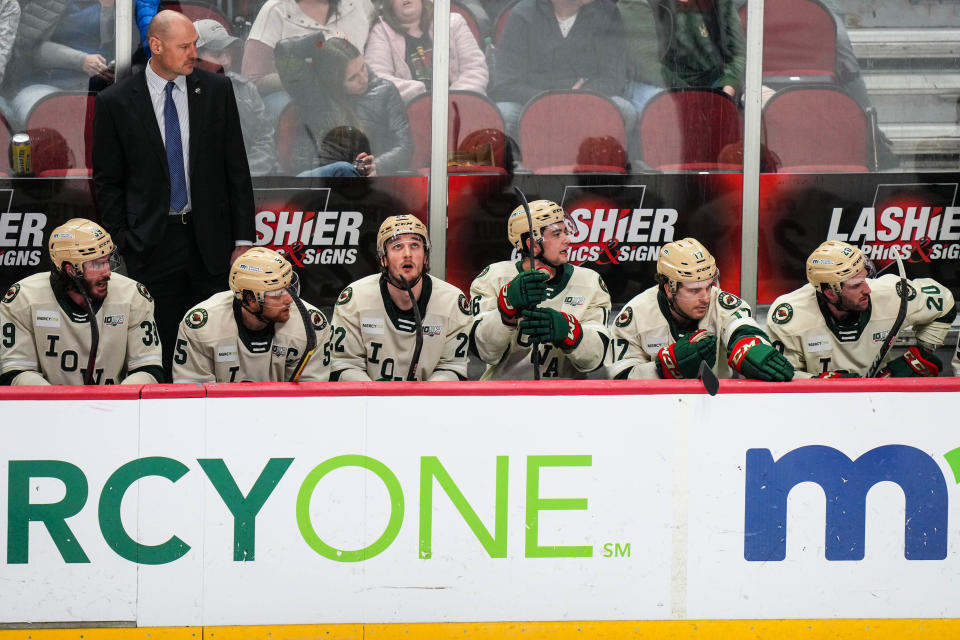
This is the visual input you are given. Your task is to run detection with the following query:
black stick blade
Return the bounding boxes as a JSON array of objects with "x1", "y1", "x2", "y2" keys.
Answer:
[{"x1": 698, "y1": 360, "x2": 719, "y2": 396}]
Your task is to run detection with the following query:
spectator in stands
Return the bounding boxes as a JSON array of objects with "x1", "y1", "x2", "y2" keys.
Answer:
[
  {"x1": 364, "y1": 0, "x2": 488, "y2": 104},
  {"x1": 242, "y1": 0, "x2": 375, "y2": 122},
  {"x1": 490, "y1": 0, "x2": 635, "y2": 146},
  {"x1": 194, "y1": 19, "x2": 279, "y2": 176},
  {"x1": 618, "y1": 0, "x2": 664, "y2": 115},
  {"x1": 649, "y1": 0, "x2": 745, "y2": 100},
  {"x1": 285, "y1": 37, "x2": 412, "y2": 176},
  {"x1": 5, "y1": 0, "x2": 117, "y2": 126}
]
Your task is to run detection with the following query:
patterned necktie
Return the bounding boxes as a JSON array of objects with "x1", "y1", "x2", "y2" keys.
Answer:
[{"x1": 164, "y1": 81, "x2": 188, "y2": 213}]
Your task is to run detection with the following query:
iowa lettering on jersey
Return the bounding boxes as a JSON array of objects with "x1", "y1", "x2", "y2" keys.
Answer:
[
  {"x1": 43, "y1": 334, "x2": 115, "y2": 384},
  {"x1": 515, "y1": 333, "x2": 561, "y2": 377}
]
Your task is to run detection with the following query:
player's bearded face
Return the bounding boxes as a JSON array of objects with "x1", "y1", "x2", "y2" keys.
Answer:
[
  {"x1": 260, "y1": 289, "x2": 293, "y2": 323},
  {"x1": 382, "y1": 234, "x2": 426, "y2": 284},
  {"x1": 837, "y1": 270, "x2": 871, "y2": 312},
  {"x1": 80, "y1": 256, "x2": 112, "y2": 301},
  {"x1": 673, "y1": 280, "x2": 712, "y2": 320},
  {"x1": 537, "y1": 222, "x2": 570, "y2": 266}
]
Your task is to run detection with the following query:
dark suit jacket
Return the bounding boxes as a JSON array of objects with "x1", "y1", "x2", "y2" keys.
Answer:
[{"x1": 92, "y1": 67, "x2": 255, "y2": 275}]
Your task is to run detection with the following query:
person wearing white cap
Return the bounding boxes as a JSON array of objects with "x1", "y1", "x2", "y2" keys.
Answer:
[{"x1": 194, "y1": 18, "x2": 279, "y2": 176}]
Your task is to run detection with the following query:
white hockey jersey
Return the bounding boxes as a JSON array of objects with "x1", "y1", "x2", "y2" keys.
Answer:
[
  {"x1": 469, "y1": 261, "x2": 611, "y2": 380},
  {"x1": 0, "y1": 272, "x2": 162, "y2": 385},
  {"x1": 766, "y1": 274, "x2": 955, "y2": 378},
  {"x1": 330, "y1": 274, "x2": 472, "y2": 381},
  {"x1": 607, "y1": 285, "x2": 762, "y2": 379},
  {"x1": 172, "y1": 291, "x2": 331, "y2": 383}
]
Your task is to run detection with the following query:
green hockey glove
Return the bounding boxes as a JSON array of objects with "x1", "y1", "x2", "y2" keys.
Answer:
[
  {"x1": 728, "y1": 336, "x2": 794, "y2": 382},
  {"x1": 519, "y1": 308, "x2": 583, "y2": 349}
]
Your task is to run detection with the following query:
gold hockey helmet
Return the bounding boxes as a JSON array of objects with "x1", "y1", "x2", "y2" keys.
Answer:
[
  {"x1": 229, "y1": 247, "x2": 297, "y2": 305},
  {"x1": 48, "y1": 218, "x2": 116, "y2": 273},
  {"x1": 657, "y1": 238, "x2": 718, "y2": 290},
  {"x1": 376, "y1": 215, "x2": 430, "y2": 259},
  {"x1": 806, "y1": 240, "x2": 866, "y2": 295},
  {"x1": 507, "y1": 200, "x2": 566, "y2": 252}
]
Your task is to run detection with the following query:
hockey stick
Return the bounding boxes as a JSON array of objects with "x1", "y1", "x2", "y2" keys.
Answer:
[
  {"x1": 698, "y1": 360, "x2": 719, "y2": 396},
  {"x1": 698, "y1": 282, "x2": 721, "y2": 395},
  {"x1": 866, "y1": 256, "x2": 907, "y2": 378},
  {"x1": 401, "y1": 275, "x2": 424, "y2": 381},
  {"x1": 513, "y1": 186, "x2": 541, "y2": 380},
  {"x1": 288, "y1": 293, "x2": 318, "y2": 382},
  {"x1": 69, "y1": 270, "x2": 99, "y2": 385}
]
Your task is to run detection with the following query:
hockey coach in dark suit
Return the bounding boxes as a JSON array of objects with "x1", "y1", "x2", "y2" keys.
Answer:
[{"x1": 93, "y1": 10, "x2": 255, "y2": 374}]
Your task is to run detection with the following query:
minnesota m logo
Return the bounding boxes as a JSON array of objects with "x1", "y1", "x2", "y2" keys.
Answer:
[{"x1": 744, "y1": 445, "x2": 948, "y2": 561}]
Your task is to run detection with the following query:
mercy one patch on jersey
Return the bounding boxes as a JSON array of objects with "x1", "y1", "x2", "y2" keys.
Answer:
[
  {"x1": 771, "y1": 302, "x2": 793, "y2": 324},
  {"x1": 3, "y1": 283, "x2": 20, "y2": 303},
  {"x1": 718, "y1": 292, "x2": 742, "y2": 310},
  {"x1": 216, "y1": 345, "x2": 239, "y2": 362},
  {"x1": 35, "y1": 310, "x2": 60, "y2": 327},
  {"x1": 615, "y1": 306, "x2": 633, "y2": 327},
  {"x1": 805, "y1": 334, "x2": 831, "y2": 353},
  {"x1": 361, "y1": 317, "x2": 385, "y2": 334},
  {"x1": 185, "y1": 308, "x2": 209, "y2": 329},
  {"x1": 337, "y1": 287, "x2": 353, "y2": 305}
]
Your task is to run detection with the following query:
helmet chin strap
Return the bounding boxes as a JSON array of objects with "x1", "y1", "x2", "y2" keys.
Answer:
[
  {"x1": 525, "y1": 239, "x2": 560, "y2": 271},
  {"x1": 241, "y1": 294, "x2": 272, "y2": 328}
]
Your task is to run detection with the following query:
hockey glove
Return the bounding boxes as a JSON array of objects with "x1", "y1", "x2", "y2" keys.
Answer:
[
  {"x1": 728, "y1": 336, "x2": 794, "y2": 382},
  {"x1": 655, "y1": 330, "x2": 717, "y2": 379},
  {"x1": 519, "y1": 308, "x2": 583, "y2": 349},
  {"x1": 817, "y1": 370, "x2": 862, "y2": 379},
  {"x1": 498, "y1": 269, "x2": 549, "y2": 320},
  {"x1": 878, "y1": 346, "x2": 942, "y2": 378}
]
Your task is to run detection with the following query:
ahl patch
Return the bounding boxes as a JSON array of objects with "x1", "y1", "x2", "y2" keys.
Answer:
[
  {"x1": 185, "y1": 307, "x2": 208, "y2": 329},
  {"x1": 2, "y1": 283, "x2": 19, "y2": 303},
  {"x1": 718, "y1": 292, "x2": 742, "y2": 310},
  {"x1": 311, "y1": 310, "x2": 327, "y2": 331},
  {"x1": 337, "y1": 287, "x2": 353, "y2": 306},
  {"x1": 458, "y1": 293, "x2": 471, "y2": 315},
  {"x1": 895, "y1": 280, "x2": 917, "y2": 301},
  {"x1": 771, "y1": 302, "x2": 793, "y2": 325},
  {"x1": 615, "y1": 306, "x2": 633, "y2": 328},
  {"x1": 137, "y1": 283, "x2": 153, "y2": 301}
]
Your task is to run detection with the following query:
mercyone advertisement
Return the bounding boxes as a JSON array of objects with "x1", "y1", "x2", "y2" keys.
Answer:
[{"x1": 2, "y1": 381, "x2": 960, "y2": 626}]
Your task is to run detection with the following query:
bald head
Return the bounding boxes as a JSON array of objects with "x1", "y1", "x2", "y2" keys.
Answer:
[
  {"x1": 148, "y1": 9, "x2": 194, "y2": 41},
  {"x1": 147, "y1": 10, "x2": 198, "y2": 80}
]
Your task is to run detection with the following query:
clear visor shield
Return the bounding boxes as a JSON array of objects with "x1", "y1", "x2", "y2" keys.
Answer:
[
  {"x1": 841, "y1": 272, "x2": 868, "y2": 290},
  {"x1": 679, "y1": 269, "x2": 720, "y2": 291},
  {"x1": 265, "y1": 271, "x2": 300, "y2": 298},
  {"x1": 81, "y1": 248, "x2": 121, "y2": 274},
  {"x1": 541, "y1": 218, "x2": 575, "y2": 240}
]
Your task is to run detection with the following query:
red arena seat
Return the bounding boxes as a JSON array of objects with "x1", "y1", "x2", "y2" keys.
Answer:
[
  {"x1": 739, "y1": 0, "x2": 838, "y2": 87},
  {"x1": 638, "y1": 88, "x2": 744, "y2": 171},
  {"x1": 762, "y1": 85, "x2": 873, "y2": 172},
  {"x1": 518, "y1": 91, "x2": 627, "y2": 174},
  {"x1": 407, "y1": 91, "x2": 507, "y2": 175},
  {"x1": 25, "y1": 91, "x2": 96, "y2": 177}
]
